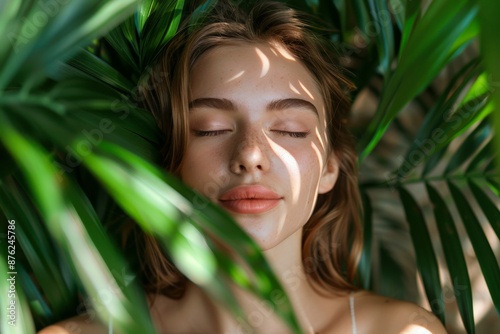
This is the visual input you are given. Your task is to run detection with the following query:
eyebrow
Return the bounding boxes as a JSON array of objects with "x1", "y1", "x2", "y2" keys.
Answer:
[
  {"x1": 189, "y1": 98, "x2": 235, "y2": 111},
  {"x1": 267, "y1": 98, "x2": 318, "y2": 117},
  {"x1": 189, "y1": 97, "x2": 318, "y2": 117}
]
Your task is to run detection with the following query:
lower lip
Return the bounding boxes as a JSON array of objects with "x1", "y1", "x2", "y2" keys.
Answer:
[{"x1": 219, "y1": 199, "x2": 281, "y2": 214}]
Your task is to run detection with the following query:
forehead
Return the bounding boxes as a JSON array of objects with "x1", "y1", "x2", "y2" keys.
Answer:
[{"x1": 188, "y1": 42, "x2": 325, "y2": 111}]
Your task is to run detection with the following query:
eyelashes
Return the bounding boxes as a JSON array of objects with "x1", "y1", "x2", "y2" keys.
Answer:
[
  {"x1": 192, "y1": 130, "x2": 310, "y2": 138},
  {"x1": 193, "y1": 130, "x2": 230, "y2": 137},
  {"x1": 273, "y1": 130, "x2": 310, "y2": 138}
]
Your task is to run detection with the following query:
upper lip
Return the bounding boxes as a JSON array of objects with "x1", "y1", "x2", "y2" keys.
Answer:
[{"x1": 219, "y1": 185, "x2": 282, "y2": 201}]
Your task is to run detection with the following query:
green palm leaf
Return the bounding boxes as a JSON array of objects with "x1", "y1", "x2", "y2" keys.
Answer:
[
  {"x1": 466, "y1": 140, "x2": 493, "y2": 173},
  {"x1": 351, "y1": 0, "x2": 370, "y2": 38},
  {"x1": 398, "y1": 0, "x2": 421, "y2": 53},
  {"x1": 366, "y1": 0, "x2": 394, "y2": 76},
  {"x1": 358, "y1": 0, "x2": 479, "y2": 160},
  {"x1": 332, "y1": 0, "x2": 347, "y2": 35},
  {"x1": 399, "y1": 187, "x2": 444, "y2": 324},
  {"x1": 0, "y1": 252, "x2": 35, "y2": 334},
  {"x1": 448, "y1": 181, "x2": 500, "y2": 317},
  {"x1": 486, "y1": 177, "x2": 500, "y2": 196},
  {"x1": 61, "y1": 51, "x2": 135, "y2": 93},
  {"x1": 444, "y1": 118, "x2": 491, "y2": 175},
  {"x1": 0, "y1": 178, "x2": 77, "y2": 323},
  {"x1": 406, "y1": 58, "x2": 482, "y2": 177},
  {"x1": 358, "y1": 191, "x2": 373, "y2": 290},
  {"x1": 0, "y1": 119, "x2": 157, "y2": 333},
  {"x1": 139, "y1": 0, "x2": 185, "y2": 69},
  {"x1": 0, "y1": 0, "x2": 139, "y2": 90},
  {"x1": 1, "y1": 1, "x2": 302, "y2": 332},
  {"x1": 391, "y1": 72, "x2": 491, "y2": 181},
  {"x1": 104, "y1": 23, "x2": 141, "y2": 75},
  {"x1": 478, "y1": 0, "x2": 500, "y2": 173},
  {"x1": 469, "y1": 181, "x2": 500, "y2": 240},
  {"x1": 2, "y1": 1, "x2": 500, "y2": 332},
  {"x1": 387, "y1": 0, "x2": 404, "y2": 31},
  {"x1": 82, "y1": 141, "x2": 302, "y2": 333},
  {"x1": 426, "y1": 183, "x2": 474, "y2": 333}
]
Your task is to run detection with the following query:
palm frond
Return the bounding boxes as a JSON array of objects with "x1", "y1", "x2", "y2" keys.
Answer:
[
  {"x1": 358, "y1": 191, "x2": 373, "y2": 289},
  {"x1": 0, "y1": 1, "x2": 304, "y2": 333},
  {"x1": 362, "y1": 99, "x2": 499, "y2": 331},
  {"x1": 1, "y1": 251, "x2": 35, "y2": 334},
  {"x1": 365, "y1": 0, "x2": 395, "y2": 76},
  {"x1": 426, "y1": 183, "x2": 474, "y2": 333},
  {"x1": 2, "y1": 1, "x2": 499, "y2": 333},
  {"x1": 478, "y1": 0, "x2": 500, "y2": 175},
  {"x1": 357, "y1": 0, "x2": 479, "y2": 160},
  {"x1": 399, "y1": 187, "x2": 444, "y2": 324},
  {"x1": 448, "y1": 181, "x2": 500, "y2": 315}
]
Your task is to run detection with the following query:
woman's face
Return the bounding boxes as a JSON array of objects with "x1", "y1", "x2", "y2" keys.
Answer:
[{"x1": 181, "y1": 42, "x2": 339, "y2": 250}]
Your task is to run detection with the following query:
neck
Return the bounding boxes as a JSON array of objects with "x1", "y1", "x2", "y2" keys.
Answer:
[
  {"x1": 263, "y1": 227, "x2": 316, "y2": 307},
  {"x1": 217, "y1": 228, "x2": 333, "y2": 333},
  {"x1": 149, "y1": 229, "x2": 349, "y2": 334}
]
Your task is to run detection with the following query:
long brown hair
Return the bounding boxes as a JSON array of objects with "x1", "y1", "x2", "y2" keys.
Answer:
[{"x1": 138, "y1": 0, "x2": 362, "y2": 298}]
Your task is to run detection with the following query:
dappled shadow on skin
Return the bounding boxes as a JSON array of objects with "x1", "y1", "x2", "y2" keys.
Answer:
[
  {"x1": 265, "y1": 135, "x2": 301, "y2": 206},
  {"x1": 251, "y1": 45, "x2": 327, "y2": 235},
  {"x1": 186, "y1": 40, "x2": 332, "y2": 249},
  {"x1": 255, "y1": 47, "x2": 270, "y2": 78},
  {"x1": 227, "y1": 70, "x2": 245, "y2": 82}
]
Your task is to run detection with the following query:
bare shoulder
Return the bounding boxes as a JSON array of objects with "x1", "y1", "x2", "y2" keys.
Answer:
[
  {"x1": 38, "y1": 314, "x2": 108, "y2": 334},
  {"x1": 38, "y1": 293, "x2": 195, "y2": 334},
  {"x1": 353, "y1": 291, "x2": 447, "y2": 334}
]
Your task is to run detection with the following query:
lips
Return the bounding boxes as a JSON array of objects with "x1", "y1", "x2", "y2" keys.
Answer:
[{"x1": 219, "y1": 185, "x2": 282, "y2": 214}]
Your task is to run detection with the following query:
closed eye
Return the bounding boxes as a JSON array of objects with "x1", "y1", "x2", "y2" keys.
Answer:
[
  {"x1": 192, "y1": 130, "x2": 231, "y2": 137},
  {"x1": 273, "y1": 130, "x2": 310, "y2": 138}
]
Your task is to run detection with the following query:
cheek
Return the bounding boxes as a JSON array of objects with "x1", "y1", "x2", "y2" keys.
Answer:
[
  {"x1": 297, "y1": 149, "x2": 324, "y2": 189},
  {"x1": 180, "y1": 143, "x2": 226, "y2": 195},
  {"x1": 180, "y1": 145, "x2": 208, "y2": 186}
]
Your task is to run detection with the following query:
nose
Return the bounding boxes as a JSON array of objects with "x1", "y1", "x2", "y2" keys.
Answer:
[{"x1": 229, "y1": 129, "x2": 270, "y2": 174}]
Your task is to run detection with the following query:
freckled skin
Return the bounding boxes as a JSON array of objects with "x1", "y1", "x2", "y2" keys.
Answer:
[
  {"x1": 38, "y1": 43, "x2": 448, "y2": 334},
  {"x1": 181, "y1": 42, "x2": 339, "y2": 250}
]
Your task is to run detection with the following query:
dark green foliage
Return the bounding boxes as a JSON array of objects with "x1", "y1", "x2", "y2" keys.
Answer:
[{"x1": 0, "y1": 1, "x2": 499, "y2": 333}]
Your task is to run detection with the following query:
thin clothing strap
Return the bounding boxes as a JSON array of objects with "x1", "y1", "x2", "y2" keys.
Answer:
[
  {"x1": 109, "y1": 317, "x2": 113, "y2": 334},
  {"x1": 349, "y1": 292, "x2": 357, "y2": 334}
]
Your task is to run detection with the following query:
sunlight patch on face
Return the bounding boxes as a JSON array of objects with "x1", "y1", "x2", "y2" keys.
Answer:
[
  {"x1": 255, "y1": 47, "x2": 270, "y2": 78},
  {"x1": 321, "y1": 107, "x2": 328, "y2": 129},
  {"x1": 272, "y1": 42, "x2": 296, "y2": 61},
  {"x1": 299, "y1": 80, "x2": 314, "y2": 100},
  {"x1": 315, "y1": 127, "x2": 326, "y2": 152},
  {"x1": 311, "y1": 142, "x2": 324, "y2": 172},
  {"x1": 227, "y1": 70, "x2": 245, "y2": 82},
  {"x1": 265, "y1": 135, "x2": 301, "y2": 204},
  {"x1": 289, "y1": 82, "x2": 301, "y2": 95}
]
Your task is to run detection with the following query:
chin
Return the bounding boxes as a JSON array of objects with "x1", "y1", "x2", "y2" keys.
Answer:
[
  {"x1": 244, "y1": 226, "x2": 299, "y2": 252},
  {"x1": 231, "y1": 213, "x2": 301, "y2": 251},
  {"x1": 254, "y1": 239, "x2": 281, "y2": 251},
  {"x1": 242, "y1": 230, "x2": 280, "y2": 251}
]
